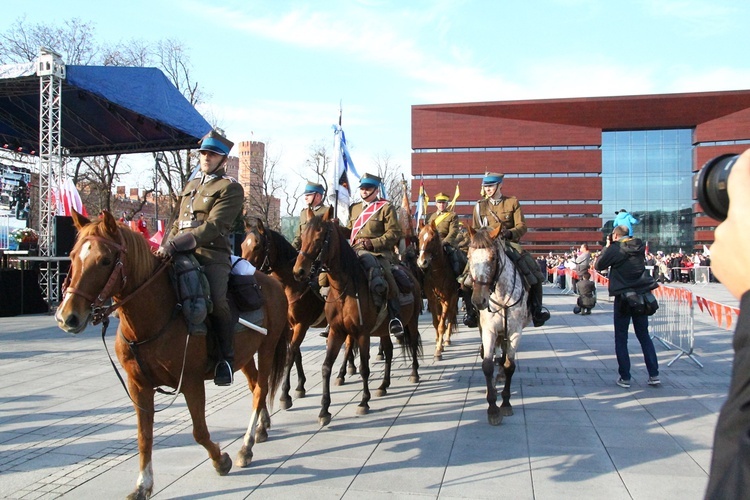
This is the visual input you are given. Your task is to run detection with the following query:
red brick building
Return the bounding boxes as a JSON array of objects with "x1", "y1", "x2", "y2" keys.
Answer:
[{"x1": 412, "y1": 90, "x2": 750, "y2": 255}]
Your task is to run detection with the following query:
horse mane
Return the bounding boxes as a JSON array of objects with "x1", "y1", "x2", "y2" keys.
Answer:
[
  {"x1": 307, "y1": 215, "x2": 362, "y2": 289},
  {"x1": 267, "y1": 227, "x2": 298, "y2": 265},
  {"x1": 76, "y1": 219, "x2": 156, "y2": 287},
  {"x1": 470, "y1": 228, "x2": 495, "y2": 250}
]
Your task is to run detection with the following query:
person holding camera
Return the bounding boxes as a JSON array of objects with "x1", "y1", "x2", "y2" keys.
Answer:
[
  {"x1": 705, "y1": 149, "x2": 750, "y2": 499},
  {"x1": 595, "y1": 224, "x2": 660, "y2": 388}
]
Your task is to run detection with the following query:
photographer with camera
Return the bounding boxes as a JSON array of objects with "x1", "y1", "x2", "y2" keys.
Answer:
[
  {"x1": 595, "y1": 225, "x2": 660, "y2": 389},
  {"x1": 705, "y1": 149, "x2": 750, "y2": 499}
]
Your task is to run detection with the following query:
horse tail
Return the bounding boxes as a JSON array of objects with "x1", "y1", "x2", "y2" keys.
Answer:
[{"x1": 267, "y1": 323, "x2": 291, "y2": 407}]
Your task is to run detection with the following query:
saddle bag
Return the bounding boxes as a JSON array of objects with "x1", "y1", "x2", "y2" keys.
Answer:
[
  {"x1": 229, "y1": 257, "x2": 264, "y2": 312},
  {"x1": 392, "y1": 265, "x2": 412, "y2": 293},
  {"x1": 356, "y1": 250, "x2": 388, "y2": 300},
  {"x1": 170, "y1": 254, "x2": 212, "y2": 326}
]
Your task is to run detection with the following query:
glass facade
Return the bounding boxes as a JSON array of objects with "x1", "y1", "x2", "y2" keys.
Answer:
[{"x1": 601, "y1": 129, "x2": 693, "y2": 253}]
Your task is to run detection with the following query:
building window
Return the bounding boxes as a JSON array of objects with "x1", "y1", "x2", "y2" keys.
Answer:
[{"x1": 601, "y1": 129, "x2": 693, "y2": 253}]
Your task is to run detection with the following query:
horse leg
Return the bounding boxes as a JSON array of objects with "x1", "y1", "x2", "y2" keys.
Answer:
[
  {"x1": 293, "y1": 346, "x2": 307, "y2": 398},
  {"x1": 375, "y1": 336, "x2": 393, "y2": 397},
  {"x1": 408, "y1": 311, "x2": 421, "y2": 384},
  {"x1": 335, "y1": 337, "x2": 351, "y2": 386},
  {"x1": 433, "y1": 301, "x2": 444, "y2": 360},
  {"x1": 356, "y1": 334, "x2": 371, "y2": 415},
  {"x1": 347, "y1": 339, "x2": 357, "y2": 376},
  {"x1": 236, "y1": 359, "x2": 271, "y2": 467},
  {"x1": 482, "y1": 332, "x2": 502, "y2": 426},
  {"x1": 320, "y1": 331, "x2": 345, "y2": 426},
  {"x1": 127, "y1": 385, "x2": 155, "y2": 500},
  {"x1": 182, "y1": 383, "x2": 231, "y2": 475},
  {"x1": 279, "y1": 347, "x2": 296, "y2": 410},
  {"x1": 499, "y1": 356, "x2": 516, "y2": 417}
]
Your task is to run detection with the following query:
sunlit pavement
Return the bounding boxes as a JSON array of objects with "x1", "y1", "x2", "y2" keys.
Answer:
[{"x1": 0, "y1": 283, "x2": 735, "y2": 499}]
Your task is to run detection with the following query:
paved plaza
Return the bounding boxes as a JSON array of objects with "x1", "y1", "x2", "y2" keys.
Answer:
[{"x1": 0, "y1": 283, "x2": 738, "y2": 499}]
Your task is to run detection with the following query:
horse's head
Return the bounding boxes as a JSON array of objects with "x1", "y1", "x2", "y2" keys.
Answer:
[
  {"x1": 467, "y1": 226, "x2": 504, "y2": 310},
  {"x1": 242, "y1": 218, "x2": 268, "y2": 269},
  {"x1": 293, "y1": 206, "x2": 333, "y2": 281},
  {"x1": 55, "y1": 210, "x2": 154, "y2": 334},
  {"x1": 416, "y1": 221, "x2": 441, "y2": 269}
]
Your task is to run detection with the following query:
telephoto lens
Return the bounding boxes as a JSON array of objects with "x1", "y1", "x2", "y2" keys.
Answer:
[{"x1": 694, "y1": 154, "x2": 739, "y2": 222}]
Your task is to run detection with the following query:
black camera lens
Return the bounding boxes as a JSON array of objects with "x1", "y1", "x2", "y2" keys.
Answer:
[{"x1": 694, "y1": 153, "x2": 739, "y2": 222}]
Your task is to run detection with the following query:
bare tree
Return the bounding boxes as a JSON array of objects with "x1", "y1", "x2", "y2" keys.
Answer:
[
  {"x1": 0, "y1": 16, "x2": 99, "y2": 64},
  {"x1": 372, "y1": 151, "x2": 404, "y2": 201}
]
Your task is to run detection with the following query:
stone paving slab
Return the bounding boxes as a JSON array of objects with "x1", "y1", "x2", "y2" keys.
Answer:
[{"x1": 0, "y1": 284, "x2": 737, "y2": 499}]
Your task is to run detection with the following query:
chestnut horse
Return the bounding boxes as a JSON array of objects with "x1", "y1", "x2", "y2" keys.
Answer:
[
  {"x1": 293, "y1": 208, "x2": 423, "y2": 426},
  {"x1": 467, "y1": 226, "x2": 529, "y2": 426},
  {"x1": 55, "y1": 211, "x2": 290, "y2": 500},
  {"x1": 416, "y1": 221, "x2": 460, "y2": 360}
]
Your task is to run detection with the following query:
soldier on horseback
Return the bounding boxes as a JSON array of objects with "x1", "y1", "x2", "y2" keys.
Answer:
[
  {"x1": 348, "y1": 173, "x2": 406, "y2": 340},
  {"x1": 157, "y1": 130, "x2": 243, "y2": 386},
  {"x1": 293, "y1": 181, "x2": 329, "y2": 250},
  {"x1": 465, "y1": 172, "x2": 550, "y2": 328},
  {"x1": 427, "y1": 192, "x2": 466, "y2": 277}
]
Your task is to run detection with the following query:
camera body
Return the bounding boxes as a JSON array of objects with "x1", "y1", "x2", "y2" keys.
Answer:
[{"x1": 694, "y1": 154, "x2": 739, "y2": 221}]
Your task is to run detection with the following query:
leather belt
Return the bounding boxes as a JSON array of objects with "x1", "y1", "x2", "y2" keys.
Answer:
[{"x1": 178, "y1": 220, "x2": 202, "y2": 229}]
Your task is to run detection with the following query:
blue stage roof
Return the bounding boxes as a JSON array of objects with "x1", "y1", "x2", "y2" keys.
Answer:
[{"x1": 0, "y1": 63, "x2": 212, "y2": 157}]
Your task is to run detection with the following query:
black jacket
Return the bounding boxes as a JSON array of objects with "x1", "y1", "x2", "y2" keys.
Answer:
[
  {"x1": 706, "y1": 292, "x2": 750, "y2": 499},
  {"x1": 595, "y1": 237, "x2": 656, "y2": 296}
]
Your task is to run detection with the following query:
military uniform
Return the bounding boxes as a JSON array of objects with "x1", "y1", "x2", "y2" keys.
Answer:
[
  {"x1": 349, "y1": 173, "x2": 405, "y2": 337},
  {"x1": 465, "y1": 172, "x2": 550, "y2": 328},
  {"x1": 293, "y1": 204, "x2": 329, "y2": 250},
  {"x1": 348, "y1": 201, "x2": 402, "y2": 261},
  {"x1": 161, "y1": 130, "x2": 243, "y2": 385},
  {"x1": 428, "y1": 209, "x2": 460, "y2": 247}
]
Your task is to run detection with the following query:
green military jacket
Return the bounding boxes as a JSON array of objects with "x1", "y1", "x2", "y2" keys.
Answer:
[
  {"x1": 427, "y1": 209, "x2": 460, "y2": 246},
  {"x1": 348, "y1": 200, "x2": 402, "y2": 260},
  {"x1": 472, "y1": 195, "x2": 527, "y2": 243},
  {"x1": 167, "y1": 171, "x2": 244, "y2": 265},
  {"x1": 293, "y1": 204, "x2": 329, "y2": 250}
]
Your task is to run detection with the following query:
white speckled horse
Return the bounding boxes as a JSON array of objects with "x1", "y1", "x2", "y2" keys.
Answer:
[{"x1": 467, "y1": 225, "x2": 530, "y2": 426}]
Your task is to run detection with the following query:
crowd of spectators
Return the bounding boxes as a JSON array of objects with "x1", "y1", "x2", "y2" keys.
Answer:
[{"x1": 537, "y1": 247, "x2": 713, "y2": 287}]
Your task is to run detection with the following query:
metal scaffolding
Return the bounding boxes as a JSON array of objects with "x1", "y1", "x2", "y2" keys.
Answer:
[{"x1": 36, "y1": 48, "x2": 66, "y2": 304}]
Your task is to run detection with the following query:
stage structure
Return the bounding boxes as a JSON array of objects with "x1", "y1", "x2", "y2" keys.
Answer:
[{"x1": 0, "y1": 49, "x2": 212, "y2": 305}]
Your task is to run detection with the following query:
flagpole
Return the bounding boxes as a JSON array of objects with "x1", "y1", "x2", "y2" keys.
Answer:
[{"x1": 333, "y1": 102, "x2": 342, "y2": 221}]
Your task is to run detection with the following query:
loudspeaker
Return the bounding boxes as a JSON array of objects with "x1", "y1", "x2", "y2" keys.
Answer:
[{"x1": 54, "y1": 216, "x2": 76, "y2": 257}]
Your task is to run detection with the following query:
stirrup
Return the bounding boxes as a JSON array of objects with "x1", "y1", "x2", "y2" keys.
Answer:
[
  {"x1": 214, "y1": 360, "x2": 233, "y2": 386},
  {"x1": 389, "y1": 318, "x2": 404, "y2": 338}
]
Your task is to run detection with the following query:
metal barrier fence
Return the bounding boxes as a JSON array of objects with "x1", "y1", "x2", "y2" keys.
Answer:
[
  {"x1": 0, "y1": 215, "x2": 9, "y2": 248},
  {"x1": 591, "y1": 270, "x2": 701, "y2": 368}
]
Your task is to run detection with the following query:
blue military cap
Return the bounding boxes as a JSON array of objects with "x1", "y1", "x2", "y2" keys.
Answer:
[
  {"x1": 198, "y1": 130, "x2": 234, "y2": 156},
  {"x1": 482, "y1": 172, "x2": 504, "y2": 186},
  {"x1": 303, "y1": 182, "x2": 325, "y2": 196},
  {"x1": 359, "y1": 173, "x2": 382, "y2": 188}
]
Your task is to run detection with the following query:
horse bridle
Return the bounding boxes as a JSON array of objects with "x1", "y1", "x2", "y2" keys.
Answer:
[
  {"x1": 256, "y1": 230, "x2": 273, "y2": 273},
  {"x1": 64, "y1": 230, "x2": 169, "y2": 325},
  {"x1": 469, "y1": 240, "x2": 523, "y2": 311},
  {"x1": 299, "y1": 223, "x2": 331, "y2": 269}
]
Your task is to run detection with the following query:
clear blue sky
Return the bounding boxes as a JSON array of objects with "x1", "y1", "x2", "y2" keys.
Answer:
[{"x1": 5, "y1": 0, "x2": 750, "y2": 200}]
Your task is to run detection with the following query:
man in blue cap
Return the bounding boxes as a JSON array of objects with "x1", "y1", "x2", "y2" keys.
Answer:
[
  {"x1": 469, "y1": 172, "x2": 550, "y2": 327},
  {"x1": 348, "y1": 173, "x2": 406, "y2": 339},
  {"x1": 157, "y1": 129, "x2": 244, "y2": 386},
  {"x1": 293, "y1": 181, "x2": 328, "y2": 250}
]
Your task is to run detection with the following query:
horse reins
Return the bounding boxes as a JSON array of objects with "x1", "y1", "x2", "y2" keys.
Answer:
[{"x1": 66, "y1": 230, "x2": 187, "y2": 413}]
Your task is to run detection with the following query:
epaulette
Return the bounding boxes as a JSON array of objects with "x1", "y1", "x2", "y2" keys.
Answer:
[{"x1": 222, "y1": 175, "x2": 238, "y2": 183}]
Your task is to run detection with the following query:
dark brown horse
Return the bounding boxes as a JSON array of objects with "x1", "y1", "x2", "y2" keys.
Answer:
[
  {"x1": 242, "y1": 219, "x2": 325, "y2": 409},
  {"x1": 293, "y1": 208, "x2": 422, "y2": 426},
  {"x1": 416, "y1": 221, "x2": 460, "y2": 360},
  {"x1": 55, "y1": 211, "x2": 290, "y2": 500}
]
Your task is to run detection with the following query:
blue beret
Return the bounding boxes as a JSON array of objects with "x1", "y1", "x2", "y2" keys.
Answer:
[
  {"x1": 482, "y1": 173, "x2": 504, "y2": 185},
  {"x1": 303, "y1": 182, "x2": 325, "y2": 196}
]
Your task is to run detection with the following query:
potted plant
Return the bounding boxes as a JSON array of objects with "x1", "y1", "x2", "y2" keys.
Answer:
[{"x1": 10, "y1": 227, "x2": 39, "y2": 251}]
